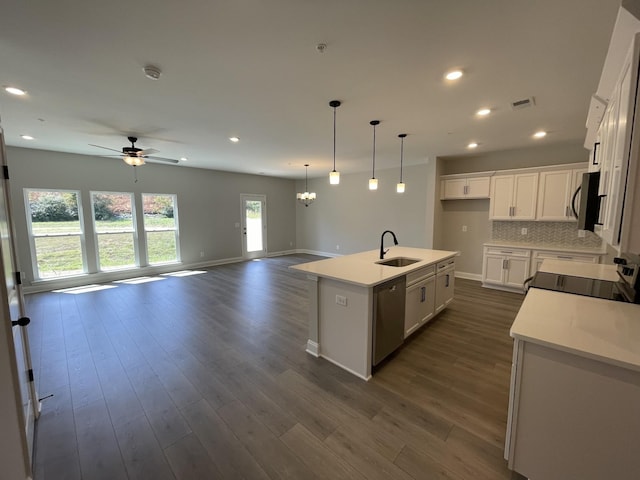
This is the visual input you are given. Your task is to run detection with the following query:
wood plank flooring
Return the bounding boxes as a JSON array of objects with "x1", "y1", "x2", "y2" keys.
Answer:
[{"x1": 27, "y1": 254, "x2": 527, "y2": 479}]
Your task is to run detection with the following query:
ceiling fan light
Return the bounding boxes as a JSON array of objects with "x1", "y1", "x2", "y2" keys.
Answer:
[{"x1": 123, "y1": 155, "x2": 145, "y2": 166}]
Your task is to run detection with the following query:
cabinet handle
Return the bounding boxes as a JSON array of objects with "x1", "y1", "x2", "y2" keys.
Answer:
[
  {"x1": 592, "y1": 142, "x2": 600, "y2": 166},
  {"x1": 421, "y1": 286, "x2": 426, "y2": 302},
  {"x1": 565, "y1": 206, "x2": 570, "y2": 217},
  {"x1": 501, "y1": 251, "x2": 513, "y2": 254},
  {"x1": 445, "y1": 274, "x2": 450, "y2": 288},
  {"x1": 557, "y1": 255, "x2": 572, "y2": 260}
]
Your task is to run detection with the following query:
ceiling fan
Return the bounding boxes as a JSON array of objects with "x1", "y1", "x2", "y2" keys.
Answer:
[{"x1": 89, "y1": 136, "x2": 180, "y2": 166}]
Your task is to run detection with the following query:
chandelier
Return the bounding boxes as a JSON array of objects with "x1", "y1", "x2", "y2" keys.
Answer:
[{"x1": 297, "y1": 164, "x2": 316, "y2": 207}]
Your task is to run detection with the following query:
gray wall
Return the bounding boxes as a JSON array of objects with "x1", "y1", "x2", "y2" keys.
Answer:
[
  {"x1": 435, "y1": 141, "x2": 591, "y2": 276},
  {"x1": 7, "y1": 147, "x2": 297, "y2": 288},
  {"x1": 295, "y1": 162, "x2": 437, "y2": 255}
]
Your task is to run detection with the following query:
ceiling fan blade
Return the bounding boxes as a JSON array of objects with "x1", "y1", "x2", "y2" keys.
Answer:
[
  {"x1": 138, "y1": 148, "x2": 159, "y2": 156},
  {"x1": 89, "y1": 143, "x2": 124, "y2": 154},
  {"x1": 145, "y1": 156, "x2": 180, "y2": 164}
]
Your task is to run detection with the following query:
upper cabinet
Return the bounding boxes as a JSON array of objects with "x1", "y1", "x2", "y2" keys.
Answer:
[
  {"x1": 440, "y1": 174, "x2": 491, "y2": 200},
  {"x1": 489, "y1": 173, "x2": 538, "y2": 220},
  {"x1": 536, "y1": 168, "x2": 587, "y2": 221}
]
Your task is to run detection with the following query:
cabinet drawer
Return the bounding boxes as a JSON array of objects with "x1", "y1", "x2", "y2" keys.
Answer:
[
  {"x1": 436, "y1": 258, "x2": 455, "y2": 272},
  {"x1": 485, "y1": 247, "x2": 530, "y2": 257},
  {"x1": 406, "y1": 264, "x2": 436, "y2": 285}
]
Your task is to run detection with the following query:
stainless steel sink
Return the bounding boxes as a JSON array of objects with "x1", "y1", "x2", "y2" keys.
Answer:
[{"x1": 376, "y1": 257, "x2": 421, "y2": 267}]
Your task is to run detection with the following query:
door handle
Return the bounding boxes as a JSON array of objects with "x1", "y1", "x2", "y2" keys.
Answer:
[{"x1": 12, "y1": 317, "x2": 30, "y2": 327}]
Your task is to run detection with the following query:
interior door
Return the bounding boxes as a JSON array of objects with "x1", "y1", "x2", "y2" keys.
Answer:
[
  {"x1": 0, "y1": 126, "x2": 37, "y2": 473},
  {"x1": 241, "y1": 194, "x2": 267, "y2": 259}
]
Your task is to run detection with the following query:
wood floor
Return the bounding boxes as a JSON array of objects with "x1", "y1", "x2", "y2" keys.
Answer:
[{"x1": 27, "y1": 254, "x2": 527, "y2": 480}]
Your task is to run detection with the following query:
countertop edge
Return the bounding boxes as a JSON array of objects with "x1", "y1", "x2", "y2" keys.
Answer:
[{"x1": 483, "y1": 241, "x2": 606, "y2": 255}]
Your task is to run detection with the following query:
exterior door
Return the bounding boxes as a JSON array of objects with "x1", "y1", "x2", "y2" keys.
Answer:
[
  {"x1": 0, "y1": 126, "x2": 36, "y2": 477},
  {"x1": 241, "y1": 194, "x2": 267, "y2": 259}
]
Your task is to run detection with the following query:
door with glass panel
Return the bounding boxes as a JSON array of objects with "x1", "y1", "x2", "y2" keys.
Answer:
[{"x1": 241, "y1": 194, "x2": 267, "y2": 259}]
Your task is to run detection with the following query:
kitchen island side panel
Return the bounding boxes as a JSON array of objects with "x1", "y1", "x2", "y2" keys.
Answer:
[{"x1": 318, "y1": 278, "x2": 373, "y2": 380}]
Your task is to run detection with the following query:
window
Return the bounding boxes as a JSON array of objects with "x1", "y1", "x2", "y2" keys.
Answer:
[
  {"x1": 143, "y1": 194, "x2": 179, "y2": 264},
  {"x1": 25, "y1": 189, "x2": 85, "y2": 279},
  {"x1": 91, "y1": 192, "x2": 136, "y2": 270}
]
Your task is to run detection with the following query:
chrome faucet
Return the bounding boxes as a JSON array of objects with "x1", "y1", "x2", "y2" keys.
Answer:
[{"x1": 380, "y1": 230, "x2": 398, "y2": 259}]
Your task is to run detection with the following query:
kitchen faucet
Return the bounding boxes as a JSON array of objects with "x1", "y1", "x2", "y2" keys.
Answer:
[{"x1": 380, "y1": 230, "x2": 398, "y2": 259}]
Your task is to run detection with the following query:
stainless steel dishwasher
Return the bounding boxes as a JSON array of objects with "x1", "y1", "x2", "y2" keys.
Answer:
[{"x1": 372, "y1": 276, "x2": 406, "y2": 366}]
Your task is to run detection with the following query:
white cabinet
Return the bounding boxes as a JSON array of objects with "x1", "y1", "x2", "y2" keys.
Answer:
[
  {"x1": 434, "y1": 258, "x2": 455, "y2": 313},
  {"x1": 440, "y1": 175, "x2": 491, "y2": 200},
  {"x1": 489, "y1": 173, "x2": 538, "y2": 220},
  {"x1": 404, "y1": 273, "x2": 436, "y2": 338},
  {"x1": 530, "y1": 250, "x2": 601, "y2": 277},
  {"x1": 482, "y1": 247, "x2": 530, "y2": 290},
  {"x1": 536, "y1": 168, "x2": 587, "y2": 221}
]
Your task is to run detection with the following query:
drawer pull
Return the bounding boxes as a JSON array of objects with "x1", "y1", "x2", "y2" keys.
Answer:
[{"x1": 557, "y1": 255, "x2": 572, "y2": 260}]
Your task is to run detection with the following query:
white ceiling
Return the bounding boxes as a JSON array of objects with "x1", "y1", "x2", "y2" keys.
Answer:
[{"x1": 0, "y1": 0, "x2": 621, "y2": 179}]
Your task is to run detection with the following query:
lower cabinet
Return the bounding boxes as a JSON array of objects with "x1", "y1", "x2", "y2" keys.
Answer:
[
  {"x1": 404, "y1": 275, "x2": 436, "y2": 338},
  {"x1": 435, "y1": 259, "x2": 455, "y2": 314},
  {"x1": 482, "y1": 247, "x2": 531, "y2": 290}
]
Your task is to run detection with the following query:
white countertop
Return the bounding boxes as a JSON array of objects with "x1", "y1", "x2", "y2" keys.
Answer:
[
  {"x1": 484, "y1": 241, "x2": 606, "y2": 255},
  {"x1": 539, "y1": 259, "x2": 620, "y2": 281},
  {"x1": 511, "y1": 288, "x2": 640, "y2": 372},
  {"x1": 290, "y1": 247, "x2": 458, "y2": 287}
]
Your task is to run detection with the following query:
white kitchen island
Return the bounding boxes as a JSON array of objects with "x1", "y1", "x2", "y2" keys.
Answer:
[
  {"x1": 505, "y1": 261, "x2": 640, "y2": 480},
  {"x1": 290, "y1": 247, "x2": 458, "y2": 380}
]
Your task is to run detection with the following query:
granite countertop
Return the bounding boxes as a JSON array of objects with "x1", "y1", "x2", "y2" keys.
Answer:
[
  {"x1": 484, "y1": 241, "x2": 606, "y2": 255},
  {"x1": 289, "y1": 247, "x2": 458, "y2": 287},
  {"x1": 511, "y1": 288, "x2": 640, "y2": 372}
]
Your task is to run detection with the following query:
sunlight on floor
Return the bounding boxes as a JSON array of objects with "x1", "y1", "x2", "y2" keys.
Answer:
[
  {"x1": 114, "y1": 276, "x2": 166, "y2": 285},
  {"x1": 53, "y1": 284, "x2": 118, "y2": 294},
  {"x1": 162, "y1": 270, "x2": 208, "y2": 277}
]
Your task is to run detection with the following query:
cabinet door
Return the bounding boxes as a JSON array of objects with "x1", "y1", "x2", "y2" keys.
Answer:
[
  {"x1": 442, "y1": 178, "x2": 467, "y2": 199},
  {"x1": 537, "y1": 170, "x2": 573, "y2": 221},
  {"x1": 504, "y1": 256, "x2": 530, "y2": 288},
  {"x1": 483, "y1": 254, "x2": 506, "y2": 284},
  {"x1": 490, "y1": 175, "x2": 514, "y2": 219},
  {"x1": 405, "y1": 276, "x2": 436, "y2": 338},
  {"x1": 435, "y1": 268, "x2": 455, "y2": 313},
  {"x1": 466, "y1": 176, "x2": 491, "y2": 198},
  {"x1": 512, "y1": 173, "x2": 538, "y2": 220}
]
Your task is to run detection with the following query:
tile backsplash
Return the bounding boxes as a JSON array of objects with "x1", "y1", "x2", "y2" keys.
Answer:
[{"x1": 491, "y1": 221, "x2": 602, "y2": 248}]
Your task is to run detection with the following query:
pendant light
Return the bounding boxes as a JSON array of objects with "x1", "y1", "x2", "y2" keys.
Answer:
[
  {"x1": 329, "y1": 100, "x2": 341, "y2": 185},
  {"x1": 369, "y1": 120, "x2": 380, "y2": 190},
  {"x1": 397, "y1": 134, "x2": 407, "y2": 193},
  {"x1": 297, "y1": 164, "x2": 316, "y2": 207}
]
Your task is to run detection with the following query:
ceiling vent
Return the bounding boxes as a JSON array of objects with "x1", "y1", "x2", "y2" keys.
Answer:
[{"x1": 511, "y1": 97, "x2": 535, "y2": 110}]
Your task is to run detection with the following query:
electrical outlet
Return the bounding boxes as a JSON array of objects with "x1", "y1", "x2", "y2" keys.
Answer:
[
  {"x1": 235, "y1": 222, "x2": 240, "y2": 228},
  {"x1": 200, "y1": 251, "x2": 204, "y2": 257},
  {"x1": 336, "y1": 244, "x2": 340, "y2": 250},
  {"x1": 335, "y1": 295, "x2": 347, "y2": 306},
  {"x1": 578, "y1": 230, "x2": 586, "y2": 238},
  {"x1": 462, "y1": 225, "x2": 467, "y2": 232},
  {"x1": 521, "y1": 228, "x2": 528, "y2": 235},
  {"x1": 289, "y1": 241, "x2": 293, "y2": 247}
]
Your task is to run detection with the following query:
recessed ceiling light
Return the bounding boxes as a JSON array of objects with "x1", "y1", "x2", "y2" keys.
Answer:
[
  {"x1": 467, "y1": 142, "x2": 479, "y2": 149},
  {"x1": 5, "y1": 86, "x2": 26, "y2": 96},
  {"x1": 445, "y1": 70, "x2": 463, "y2": 81},
  {"x1": 476, "y1": 108, "x2": 491, "y2": 116},
  {"x1": 21, "y1": 135, "x2": 34, "y2": 140},
  {"x1": 180, "y1": 157, "x2": 188, "y2": 162},
  {"x1": 229, "y1": 137, "x2": 240, "y2": 143},
  {"x1": 533, "y1": 130, "x2": 547, "y2": 138}
]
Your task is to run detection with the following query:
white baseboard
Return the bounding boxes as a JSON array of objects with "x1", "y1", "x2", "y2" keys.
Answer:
[
  {"x1": 305, "y1": 340, "x2": 319, "y2": 357},
  {"x1": 481, "y1": 282, "x2": 526, "y2": 294},
  {"x1": 295, "y1": 249, "x2": 339, "y2": 258},
  {"x1": 455, "y1": 271, "x2": 482, "y2": 281},
  {"x1": 318, "y1": 354, "x2": 371, "y2": 381}
]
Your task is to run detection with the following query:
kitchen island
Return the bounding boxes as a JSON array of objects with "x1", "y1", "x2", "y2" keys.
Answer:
[
  {"x1": 290, "y1": 247, "x2": 458, "y2": 380},
  {"x1": 505, "y1": 260, "x2": 640, "y2": 479}
]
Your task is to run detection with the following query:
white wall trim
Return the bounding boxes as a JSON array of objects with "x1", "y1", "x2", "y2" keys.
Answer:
[
  {"x1": 305, "y1": 340, "x2": 319, "y2": 357},
  {"x1": 295, "y1": 249, "x2": 340, "y2": 258},
  {"x1": 318, "y1": 354, "x2": 371, "y2": 381},
  {"x1": 455, "y1": 271, "x2": 483, "y2": 282}
]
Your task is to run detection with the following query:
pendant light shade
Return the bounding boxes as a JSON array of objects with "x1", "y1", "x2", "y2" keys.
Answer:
[
  {"x1": 297, "y1": 164, "x2": 316, "y2": 207},
  {"x1": 329, "y1": 100, "x2": 341, "y2": 185},
  {"x1": 397, "y1": 133, "x2": 407, "y2": 193},
  {"x1": 369, "y1": 120, "x2": 380, "y2": 190}
]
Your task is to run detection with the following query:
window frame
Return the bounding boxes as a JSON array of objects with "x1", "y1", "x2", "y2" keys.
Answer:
[
  {"x1": 142, "y1": 193, "x2": 180, "y2": 265},
  {"x1": 24, "y1": 188, "x2": 87, "y2": 280},
  {"x1": 90, "y1": 190, "x2": 139, "y2": 271}
]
